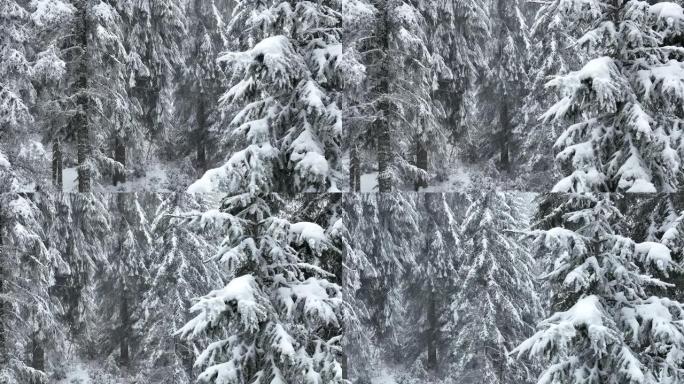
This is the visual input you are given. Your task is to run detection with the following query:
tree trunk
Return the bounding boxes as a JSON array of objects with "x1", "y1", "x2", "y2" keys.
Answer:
[
  {"x1": 415, "y1": 138, "x2": 428, "y2": 191},
  {"x1": 113, "y1": 135, "x2": 126, "y2": 186},
  {"x1": 120, "y1": 289, "x2": 129, "y2": 369},
  {"x1": 52, "y1": 140, "x2": 63, "y2": 190},
  {"x1": 342, "y1": 353, "x2": 348, "y2": 380},
  {"x1": 31, "y1": 328, "x2": 45, "y2": 373},
  {"x1": 350, "y1": 145, "x2": 361, "y2": 192},
  {"x1": 426, "y1": 293, "x2": 437, "y2": 371},
  {"x1": 376, "y1": 1, "x2": 392, "y2": 193},
  {"x1": 499, "y1": 101, "x2": 511, "y2": 173},
  {"x1": 196, "y1": 98, "x2": 207, "y2": 176},
  {"x1": 75, "y1": 0, "x2": 90, "y2": 193}
]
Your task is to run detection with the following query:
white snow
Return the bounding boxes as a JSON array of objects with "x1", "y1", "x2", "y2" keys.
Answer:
[
  {"x1": 635, "y1": 242, "x2": 672, "y2": 271},
  {"x1": 360, "y1": 172, "x2": 378, "y2": 192},
  {"x1": 290, "y1": 222, "x2": 327, "y2": 249},
  {"x1": 179, "y1": 275, "x2": 266, "y2": 337},
  {"x1": 625, "y1": 179, "x2": 657, "y2": 193},
  {"x1": 30, "y1": 0, "x2": 75, "y2": 27},
  {"x1": 371, "y1": 368, "x2": 398, "y2": 384},
  {"x1": 61, "y1": 164, "x2": 171, "y2": 192},
  {"x1": 649, "y1": 2, "x2": 684, "y2": 25}
]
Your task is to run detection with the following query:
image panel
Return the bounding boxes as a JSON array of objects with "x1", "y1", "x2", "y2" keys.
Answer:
[
  {"x1": 345, "y1": 1, "x2": 684, "y2": 193},
  {"x1": 0, "y1": 192, "x2": 344, "y2": 383},
  {"x1": 343, "y1": 192, "x2": 684, "y2": 384},
  {"x1": 1, "y1": 0, "x2": 347, "y2": 193}
]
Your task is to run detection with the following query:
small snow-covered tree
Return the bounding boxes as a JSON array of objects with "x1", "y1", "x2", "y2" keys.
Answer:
[
  {"x1": 425, "y1": 0, "x2": 491, "y2": 166},
  {"x1": 515, "y1": 0, "x2": 580, "y2": 189},
  {"x1": 400, "y1": 193, "x2": 460, "y2": 375},
  {"x1": 0, "y1": 193, "x2": 65, "y2": 384},
  {"x1": 514, "y1": 193, "x2": 684, "y2": 384},
  {"x1": 190, "y1": 0, "x2": 344, "y2": 193},
  {"x1": 171, "y1": 0, "x2": 230, "y2": 178},
  {"x1": 96, "y1": 193, "x2": 153, "y2": 371},
  {"x1": 0, "y1": 0, "x2": 48, "y2": 192},
  {"x1": 539, "y1": 1, "x2": 684, "y2": 192},
  {"x1": 479, "y1": 0, "x2": 529, "y2": 174},
  {"x1": 339, "y1": 194, "x2": 377, "y2": 381},
  {"x1": 178, "y1": 192, "x2": 344, "y2": 383},
  {"x1": 448, "y1": 190, "x2": 541, "y2": 384},
  {"x1": 136, "y1": 194, "x2": 224, "y2": 383},
  {"x1": 48, "y1": 193, "x2": 112, "y2": 344}
]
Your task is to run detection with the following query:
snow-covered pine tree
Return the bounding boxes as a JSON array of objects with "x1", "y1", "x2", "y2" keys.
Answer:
[
  {"x1": 448, "y1": 190, "x2": 541, "y2": 384},
  {"x1": 344, "y1": 0, "x2": 376, "y2": 192},
  {"x1": 120, "y1": 0, "x2": 186, "y2": 151},
  {"x1": 0, "y1": 0, "x2": 50, "y2": 192},
  {"x1": 514, "y1": 193, "x2": 684, "y2": 383},
  {"x1": 425, "y1": 0, "x2": 491, "y2": 167},
  {"x1": 515, "y1": 0, "x2": 579, "y2": 189},
  {"x1": 171, "y1": 0, "x2": 230, "y2": 178},
  {"x1": 0, "y1": 193, "x2": 65, "y2": 384},
  {"x1": 539, "y1": 1, "x2": 684, "y2": 192},
  {"x1": 339, "y1": 194, "x2": 377, "y2": 381},
  {"x1": 479, "y1": 0, "x2": 529, "y2": 175},
  {"x1": 48, "y1": 193, "x2": 112, "y2": 345},
  {"x1": 87, "y1": 0, "x2": 135, "y2": 187},
  {"x1": 398, "y1": 193, "x2": 460, "y2": 378},
  {"x1": 189, "y1": 0, "x2": 344, "y2": 194},
  {"x1": 178, "y1": 192, "x2": 344, "y2": 383},
  {"x1": 135, "y1": 193, "x2": 224, "y2": 383},
  {"x1": 96, "y1": 193, "x2": 153, "y2": 372},
  {"x1": 353, "y1": 0, "x2": 449, "y2": 191}
]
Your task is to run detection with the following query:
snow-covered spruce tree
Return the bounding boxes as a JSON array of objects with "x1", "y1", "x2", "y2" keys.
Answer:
[
  {"x1": 397, "y1": 193, "x2": 460, "y2": 379},
  {"x1": 178, "y1": 192, "x2": 344, "y2": 383},
  {"x1": 344, "y1": 0, "x2": 376, "y2": 192},
  {"x1": 356, "y1": 194, "x2": 422, "y2": 358},
  {"x1": 447, "y1": 190, "x2": 541, "y2": 384},
  {"x1": 339, "y1": 194, "x2": 378, "y2": 381},
  {"x1": 513, "y1": 193, "x2": 684, "y2": 384},
  {"x1": 96, "y1": 193, "x2": 153, "y2": 372},
  {"x1": 190, "y1": 0, "x2": 344, "y2": 193},
  {"x1": 120, "y1": 0, "x2": 186, "y2": 150},
  {"x1": 135, "y1": 193, "x2": 224, "y2": 383},
  {"x1": 515, "y1": 0, "x2": 580, "y2": 190},
  {"x1": 0, "y1": 193, "x2": 65, "y2": 384},
  {"x1": 540, "y1": 1, "x2": 684, "y2": 192},
  {"x1": 87, "y1": 0, "x2": 136, "y2": 187},
  {"x1": 0, "y1": 0, "x2": 48, "y2": 192},
  {"x1": 423, "y1": 0, "x2": 491, "y2": 167},
  {"x1": 48, "y1": 193, "x2": 112, "y2": 346},
  {"x1": 478, "y1": 0, "x2": 529, "y2": 175},
  {"x1": 171, "y1": 0, "x2": 231, "y2": 178},
  {"x1": 354, "y1": 0, "x2": 449, "y2": 191}
]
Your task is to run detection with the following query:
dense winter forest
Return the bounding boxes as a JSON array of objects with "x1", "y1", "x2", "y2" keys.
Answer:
[
  {"x1": 1, "y1": 0, "x2": 682, "y2": 193},
  {"x1": 345, "y1": 191, "x2": 684, "y2": 384},
  {"x1": 1, "y1": 192, "x2": 345, "y2": 383},
  {"x1": 2, "y1": 0, "x2": 684, "y2": 383}
]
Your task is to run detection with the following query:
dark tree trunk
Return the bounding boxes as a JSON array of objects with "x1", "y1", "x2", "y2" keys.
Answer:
[
  {"x1": 75, "y1": 0, "x2": 90, "y2": 192},
  {"x1": 342, "y1": 353, "x2": 348, "y2": 380},
  {"x1": 52, "y1": 140, "x2": 63, "y2": 190},
  {"x1": 196, "y1": 99, "x2": 207, "y2": 176},
  {"x1": 499, "y1": 101, "x2": 511, "y2": 173},
  {"x1": 415, "y1": 138, "x2": 428, "y2": 191},
  {"x1": 376, "y1": 1, "x2": 392, "y2": 193},
  {"x1": 426, "y1": 293, "x2": 437, "y2": 371},
  {"x1": 31, "y1": 328, "x2": 45, "y2": 373},
  {"x1": 113, "y1": 135, "x2": 126, "y2": 186},
  {"x1": 120, "y1": 289, "x2": 129, "y2": 369},
  {"x1": 350, "y1": 145, "x2": 361, "y2": 192}
]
